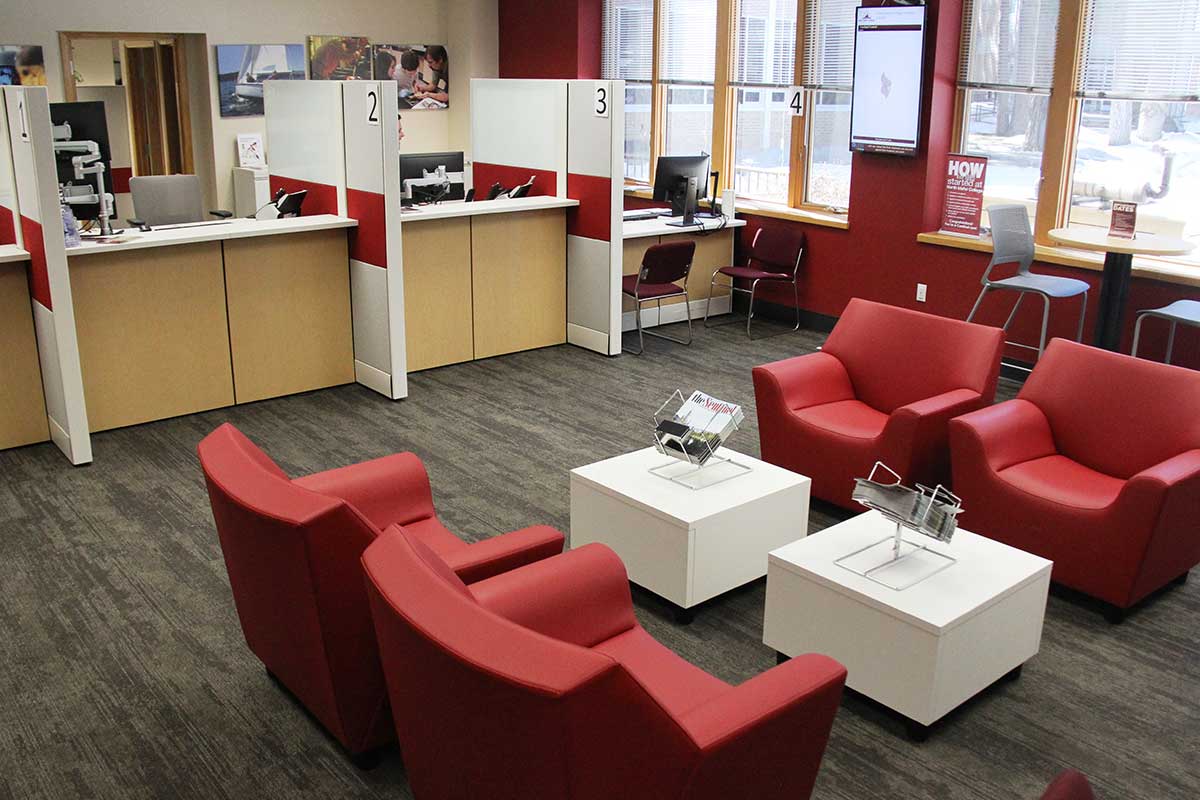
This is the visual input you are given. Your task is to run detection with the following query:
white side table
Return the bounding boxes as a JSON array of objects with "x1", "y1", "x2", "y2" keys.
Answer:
[
  {"x1": 571, "y1": 447, "x2": 810, "y2": 623},
  {"x1": 764, "y1": 510, "x2": 1051, "y2": 739}
]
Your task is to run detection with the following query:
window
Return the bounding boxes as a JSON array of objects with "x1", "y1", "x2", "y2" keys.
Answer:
[
  {"x1": 603, "y1": 0, "x2": 654, "y2": 181},
  {"x1": 732, "y1": 0, "x2": 797, "y2": 204},
  {"x1": 957, "y1": 0, "x2": 1058, "y2": 227},
  {"x1": 661, "y1": 0, "x2": 718, "y2": 155},
  {"x1": 800, "y1": 0, "x2": 856, "y2": 208}
]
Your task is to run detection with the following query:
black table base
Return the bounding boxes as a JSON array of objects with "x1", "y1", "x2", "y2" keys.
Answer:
[{"x1": 1093, "y1": 250, "x2": 1133, "y2": 352}]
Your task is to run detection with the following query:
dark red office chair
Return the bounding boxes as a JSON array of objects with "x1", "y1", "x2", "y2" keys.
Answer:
[
  {"x1": 622, "y1": 240, "x2": 696, "y2": 354},
  {"x1": 705, "y1": 226, "x2": 805, "y2": 338}
]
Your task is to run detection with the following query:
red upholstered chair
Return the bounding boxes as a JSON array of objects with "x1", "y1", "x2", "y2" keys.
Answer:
[
  {"x1": 363, "y1": 525, "x2": 847, "y2": 800},
  {"x1": 705, "y1": 225, "x2": 806, "y2": 337},
  {"x1": 197, "y1": 423, "x2": 564, "y2": 763},
  {"x1": 622, "y1": 240, "x2": 696, "y2": 354},
  {"x1": 1039, "y1": 770, "x2": 1096, "y2": 800},
  {"x1": 949, "y1": 339, "x2": 1200, "y2": 620},
  {"x1": 753, "y1": 298, "x2": 1004, "y2": 509}
]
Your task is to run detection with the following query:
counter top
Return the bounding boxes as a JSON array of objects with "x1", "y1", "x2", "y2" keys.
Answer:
[
  {"x1": 623, "y1": 215, "x2": 746, "y2": 240},
  {"x1": 0, "y1": 245, "x2": 31, "y2": 264},
  {"x1": 67, "y1": 215, "x2": 358, "y2": 257},
  {"x1": 400, "y1": 196, "x2": 579, "y2": 222}
]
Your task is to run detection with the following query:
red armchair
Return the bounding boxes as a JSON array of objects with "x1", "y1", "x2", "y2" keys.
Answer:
[
  {"x1": 950, "y1": 339, "x2": 1200, "y2": 619},
  {"x1": 197, "y1": 423, "x2": 564, "y2": 763},
  {"x1": 1039, "y1": 770, "x2": 1095, "y2": 800},
  {"x1": 363, "y1": 525, "x2": 847, "y2": 799},
  {"x1": 753, "y1": 298, "x2": 1004, "y2": 509}
]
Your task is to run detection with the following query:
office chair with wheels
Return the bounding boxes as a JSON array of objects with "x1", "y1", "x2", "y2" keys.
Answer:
[
  {"x1": 129, "y1": 174, "x2": 232, "y2": 227},
  {"x1": 622, "y1": 240, "x2": 696, "y2": 355},
  {"x1": 1132, "y1": 299, "x2": 1200, "y2": 364},
  {"x1": 704, "y1": 226, "x2": 805, "y2": 338},
  {"x1": 966, "y1": 204, "x2": 1089, "y2": 360}
]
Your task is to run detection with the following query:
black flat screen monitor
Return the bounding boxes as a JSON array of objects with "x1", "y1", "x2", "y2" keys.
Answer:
[
  {"x1": 399, "y1": 151, "x2": 466, "y2": 202},
  {"x1": 849, "y1": 5, "x2": 928, "y2": 157},
  {"x1": 652, "y1": 154, "x2": 712, "y2": 210},
  {"x1": 49, "y1": 101, "x2": 111, "y2": 221}
]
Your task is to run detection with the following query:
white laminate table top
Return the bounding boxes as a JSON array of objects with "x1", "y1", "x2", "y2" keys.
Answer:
[
  {"x1": 623, "y1": 215, "x2": 746, "y2": 240},
  {"x1": 0, "y1": 244, "x2": 30, "y2": 264},
  {"x1": 768, "y1": 510, "x2": 1052, "y2": 634},
  {"x1": 1048, "y1": 227, "x2": 1195, "y2": 257},
  {"x1": 66, "y1": 215, "x2": 358, "y2": 256},
  {"x1": 399, "y1": 196, "x2": 578, "y2": 222}
]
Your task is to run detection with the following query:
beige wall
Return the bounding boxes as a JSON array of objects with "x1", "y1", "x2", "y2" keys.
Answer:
[{"x1": 11, "y1": 0, "x2": 498, "y2": 209}]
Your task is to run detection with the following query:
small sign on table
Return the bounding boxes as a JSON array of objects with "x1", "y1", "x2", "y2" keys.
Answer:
[
  {"x1": 1109, "y1": 201, "x2": 1137, "y2": 239},
  {"x1": 940, "y1": 154, "x2": 988, "y2": 236}
]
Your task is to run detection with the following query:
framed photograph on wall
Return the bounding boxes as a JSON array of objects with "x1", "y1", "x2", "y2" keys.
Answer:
[
  {"x1": 216, "y1": 44, "x2": 305, "y2": 117},
  {"x1": 0, "y1": 45, "x2": 46, "y2": 86},
  {"x1": 308, "y1": 36, "x2": 372, "y2": 81},
  {"x1": 372, "y1": 44, "x2": 449, "y2": 109}
]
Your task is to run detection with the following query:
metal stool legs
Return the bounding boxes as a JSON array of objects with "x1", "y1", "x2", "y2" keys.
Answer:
[
  {"x1": 1133, "y1": 314, "x2": 1180, "y2": 364},
  {"x1": 967, "y1": 287, "x2": 1088, "y2": 360}
]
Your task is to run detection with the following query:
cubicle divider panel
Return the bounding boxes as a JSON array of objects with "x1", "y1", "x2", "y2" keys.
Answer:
[
  {"x1": 0, "y1": 100, "x2": 19, "y2": 247},
  {"x1": 264, "y1": 82, "x2": 347, "y2": 217},
  {"x1": 470, "y1": 80, "x2": 568, "y2": 198},
  {"x1": 565, "y1": 80, "x2": 624, "y2": 356},
  {"x1": 4, "y1": 87, "x2": 91, "y2": 464},
  {"x1": 341, "y1": 81, "x2": 407, "y2": 400}
]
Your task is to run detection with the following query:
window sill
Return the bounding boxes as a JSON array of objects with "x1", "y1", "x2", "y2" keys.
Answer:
[
  {"x1": 624, "y1": 186, "x2": 849, "y2": 230},
  {"x1": 916, "y1": 230, "x2": 1200, "y2": 288}
]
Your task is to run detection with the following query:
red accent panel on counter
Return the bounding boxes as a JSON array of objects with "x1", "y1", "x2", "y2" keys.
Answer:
[
  {"x1": 346, "y1": 188, "x2": 387, "y2": 269},
  {"x1": 472, "y1": 163, "x2": 557, "y2": 198},
  {"x1": 0, "y1": 204, "x2": 16, "y2": 245},
  {"x1": 110, "y1": 167, "x2": 133, "y2": 195},
  {"x1": 20, "y1": 216, "x2": 50, "y2": 310},
  {"x1": 269, "y1": 174, "x2": 340, "y2": 217},
  {"x1": 566, "y1": 173, "x2": 611, "y2": 242}
]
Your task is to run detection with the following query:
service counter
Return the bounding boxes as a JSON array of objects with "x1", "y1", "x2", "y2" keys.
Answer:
[
  {"x1": 66, "y1": 215, "x2": 357, "y2": 432},
  {"x1": 0, "y1": 246, "x2": 50, "y2": 450},
  {"x1": 398, "y1": 196, "x2": 578, "y2": 371}
]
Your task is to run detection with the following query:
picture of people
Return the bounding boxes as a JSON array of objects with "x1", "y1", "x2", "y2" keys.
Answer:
[
  {"x1": 307, "y1": 35, "x2": 371, "y2": 81},
  {"x1": 373, "y1": 44, "x2": 449, "y2": 110},
  {"x1": 216, "y1": 44, "x2": 305, "y2": 117},
  {"x1": 0, "y1": 46, "x2": 46, "y2": 86}
]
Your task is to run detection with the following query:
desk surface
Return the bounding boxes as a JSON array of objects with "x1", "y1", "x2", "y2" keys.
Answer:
[
  {"x1": 400, "y1": 196, "x2": 578, "y2": 222},
  {"x1": 0, "y1": 245, "x2": 31, "y2": 264},
  {"x1": 1048, "y1": 226, "x2": 1195, "y2": 257},
  {"x1": 623, "y1": 215, "x2": 746, "y2": 240},
  {"x1": 67, "y1": 215, "x2": 358, "y2": 257}
]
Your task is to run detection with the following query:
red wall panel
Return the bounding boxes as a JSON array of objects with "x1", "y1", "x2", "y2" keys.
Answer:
[
  {"x1": 346, "y1": 188, "x2": 388, "y2": 269},
  {"x1": 20, "y1": 216, "x2": 51, "y2": 310},
  {"x1": 566, "y1": 173, "x2": 611, "y2": 241},
  {"x1": 472, "y1": 163, "x2": 557, "y2": 197},
  {"x1": 268, "y1": 174, "x2": 339, "y2": 217}
]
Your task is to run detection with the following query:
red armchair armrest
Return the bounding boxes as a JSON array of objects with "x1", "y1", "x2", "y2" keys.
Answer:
[
  {"x1": 1118, "y1": 449, "x2": 1200, "y2": 601},
  {"x1": 469, "y1": 543, "x2": 636, "y2": 648},
  {"x1": 295, "y1": 451, "x2": 435, "y2": 531},
  {"x1": 752, "y1": 352, "x2": 855, "y2": 412},
  {"x1": 948, "y1": 399, "x2": 1058, "y2": 474},
  {"x1": 443, "y1": 525, "x2": 566, "y2": 584},
  {"x1": 880, "y1": 388, "x2": 984, "y2": 478}
]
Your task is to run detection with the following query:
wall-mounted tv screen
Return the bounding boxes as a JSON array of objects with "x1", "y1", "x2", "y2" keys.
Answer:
[{"x1": 849, "y1": 5, "x2": 928, "y2": 157}]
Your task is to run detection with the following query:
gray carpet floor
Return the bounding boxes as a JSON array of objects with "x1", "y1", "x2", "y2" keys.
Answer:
[{"x1": 0, "y1": 320, "x2": 1196, "y2": 800}]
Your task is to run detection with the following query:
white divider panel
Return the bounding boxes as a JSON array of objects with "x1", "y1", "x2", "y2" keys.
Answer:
[
  {"x1": 470, "y1": 79, "x2": 568, "y2": 197},
  {"x1": 264, "y1": 82, "x2": 347, "y2": 215},
  {"x1": 0, "y1": 99, "x2": 20, "y2": 247},
  {"x1": 342, "y1": 81, "x2": 407, "y2": 400},
  {"x1": 4, "y1": 87, "x2": 91, "y2": 464}
]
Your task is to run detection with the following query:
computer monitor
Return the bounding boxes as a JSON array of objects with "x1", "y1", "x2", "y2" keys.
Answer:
[
  {"x1": 398, "y1": 151, "x2": 466, "y2": 203},
  {"x1": 652, "y1": 153, "x2": 712, "y2": 212},
  {"x1": 49, "y1": 101, "x2": 111, "y2": 221}
]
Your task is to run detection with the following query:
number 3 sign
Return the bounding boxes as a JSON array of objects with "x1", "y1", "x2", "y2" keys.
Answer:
[{"x1": 594, "y1": 82, "x2": 610, "y2": 118}]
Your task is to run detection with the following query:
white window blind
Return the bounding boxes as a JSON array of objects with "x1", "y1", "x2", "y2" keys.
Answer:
[
  {"x1": 958, "y1": 0, "x2": 1059, "y2": 93},
  {"x1": 734, "y1": 0, "x2": 797, "y2": 86},
  {"x1": 602, "y1": 0, "x2": 654, "y2": 82},
  {"x1": 661, "y1": 0, "x2": 718, "y2": 84},
  {"x1": 1078, "y1": 0, "x2": 1200, "y2": 100},
  {"x1": 801, "y1": 0, "x2": 858, "y2": 91}
]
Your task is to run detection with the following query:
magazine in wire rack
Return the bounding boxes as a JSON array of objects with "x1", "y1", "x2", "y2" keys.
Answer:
[
  {"x1": 834, "y1": 462, "x2": 963, "y2": 590},
  {"x1": 650, "y1": 390, "x2": 750, "y2": 489}
]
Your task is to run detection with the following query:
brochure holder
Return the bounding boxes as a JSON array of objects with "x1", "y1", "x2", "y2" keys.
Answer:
[
  {"x1": 650, "y1": 390, "x2": 750, "y2": 490},
  {"x1": 834, "y1": 462, "x2": 962, "y2": 590}
]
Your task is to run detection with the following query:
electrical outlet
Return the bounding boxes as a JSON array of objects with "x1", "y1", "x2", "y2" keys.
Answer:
[{"x1": 916, "y1": 283, "x2": 928, "y2": 303}]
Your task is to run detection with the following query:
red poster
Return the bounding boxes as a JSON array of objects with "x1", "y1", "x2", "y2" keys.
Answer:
[
  {"x1": 940, "y1": 154, "x2": 988, "y2": 236},
  {"x1": 1109, "y1": 201, "x2": 1137, "y2": 239}
]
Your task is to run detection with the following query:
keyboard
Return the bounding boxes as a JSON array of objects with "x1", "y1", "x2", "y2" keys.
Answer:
[{"x1": 623, "y1": 208, "x2": 673, "y2": 222}]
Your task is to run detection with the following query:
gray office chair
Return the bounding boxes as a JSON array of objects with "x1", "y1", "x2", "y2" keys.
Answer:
[
  {"x1": 966, "y1": 204, "x2": 1089, "y2": 359},
  {"x1": 129, "y1": 175, "x2": 230, "y2": 227},
  {"x1": 1131, "y1": 299, "x2": 1200, "y2": 364}
]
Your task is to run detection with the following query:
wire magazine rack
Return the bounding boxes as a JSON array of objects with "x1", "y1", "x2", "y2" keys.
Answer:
[
  {"x1": 650, "y1": 390, "x2": 751, "y2": 490},
  {"x1": 834, "y1": 462, "x2": 963, "y2": 590}
]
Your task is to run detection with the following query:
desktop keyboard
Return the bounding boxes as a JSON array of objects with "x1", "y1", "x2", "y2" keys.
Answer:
[{"x1": 623, "y1": 208, "x2": 673, "y2": 222}]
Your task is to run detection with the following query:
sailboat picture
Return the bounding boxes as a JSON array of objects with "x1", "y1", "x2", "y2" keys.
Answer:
[{"x1": 216, "y1": 44, "x2": 306, "y2": 117}]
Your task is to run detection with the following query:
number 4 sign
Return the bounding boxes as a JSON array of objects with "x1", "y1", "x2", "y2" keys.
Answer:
[
  {"x1": 787, "y1": 87, "x2": 804, "y2": 117},
  {"x1": 594, "y1": 82, "x2": 610, "y2": 118}
]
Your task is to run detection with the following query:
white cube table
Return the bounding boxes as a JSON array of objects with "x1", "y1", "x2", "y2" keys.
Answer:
[
  {"x1": 571, "y1": 447, "x2": 810, "y2": 623},
  {"x1": 763, "y1": 510, "x2": 1051, "y2": 739}
]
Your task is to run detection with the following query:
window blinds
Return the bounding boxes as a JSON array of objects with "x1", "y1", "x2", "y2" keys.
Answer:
[
  {"x1": 1078, "y1": 0, "x2": 1200, "y2": 100},
  {"x1": 660, "y1": 0, "x2": 718, "y2": 84},
  {"x1": 734, "y1": 0, "x2": 797, "y2": 86},
  {"x1": 801, "y1": 0, "x2": 858, "y2": 91},
  {"x1": 602, "y1": 0, "x2": 654, "y2": 82},
  {"x1": 958, "y1": 0, "x2": 1059, "y2": 93}
]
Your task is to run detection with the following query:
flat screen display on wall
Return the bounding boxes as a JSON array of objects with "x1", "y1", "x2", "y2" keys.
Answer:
[{"x1": 849, "y1": 5, "x2": 928, "y2": 157}]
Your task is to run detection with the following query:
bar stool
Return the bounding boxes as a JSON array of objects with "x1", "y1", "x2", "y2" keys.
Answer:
[
  {"x1": 966, "y1": 204, "x2": 1088, "y2": 360},
  {"x1": 1132, "y1": 299, "x2": 1200, "y2": 364},
  {"x1": 621, "y1": 240, "x2": 696, "y2": 355},
  {"x1": 704, "y1": 226, "x2": 805, "y2": 338}
]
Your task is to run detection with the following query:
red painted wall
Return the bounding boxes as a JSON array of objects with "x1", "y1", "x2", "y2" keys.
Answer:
[{"x1": 499, "y1": 0, "x2": 602, "y2": 80}]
